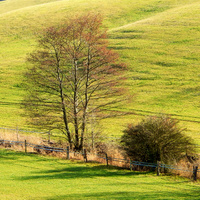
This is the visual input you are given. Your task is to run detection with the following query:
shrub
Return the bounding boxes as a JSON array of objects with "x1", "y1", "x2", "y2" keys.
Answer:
[{"x1": 121, "y1": 115, "x2": 196, "y2": 164}]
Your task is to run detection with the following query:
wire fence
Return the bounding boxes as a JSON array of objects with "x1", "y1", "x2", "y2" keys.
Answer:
[
  {"x1": 0, "y1": 127, "x2": 121, "y2": 141},
  {"x1": 1, "y1": 126, "x2": 200, "y2": 148},
  {"x1": 0, "y1": 138, "x2": 199, "y2": 181},
  {"x1": 0, "y1": 127, "x2": 47, "y2": 135}
]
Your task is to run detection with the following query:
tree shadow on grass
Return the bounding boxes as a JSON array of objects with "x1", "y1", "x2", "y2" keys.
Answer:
[
  {"x1": 44, "y1": 190, "x2": 200, "y2": 200},
  {"x1": 0, "y1": 149, "x2": 59, "y2": 165},
  {"x1": 18, "y1": 163, "x2": 200, "y2": 200},
  {"x1": 16, "y1": 164, "x2": 149, "y2": 181},
  {"x1": 5, "y1": 149, "x2": 200, "y2": 200},
  {"x1": 40, "y1": 176, "x2": 200, "y2": 200},
  {"x1": 0, "y1": 149, "x2": 26, "y2": 161},
  {"x1": 1, "y1": 148, "x2": 44, "y2": 159}
]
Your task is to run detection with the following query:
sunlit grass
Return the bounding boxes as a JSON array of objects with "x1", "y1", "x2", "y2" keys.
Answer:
[
  {"x1": 0, "y1": 0, "x2": 61, "y2": 14},
  {"x1": 0, "y1": 149, "x2": 200, "y2": 200},
  {"x1": 0, "y1": 0, "x2": 200, "y2": 140},
  {"x1": 106, "y1": 2, "x2": 200, "y2": 138}
]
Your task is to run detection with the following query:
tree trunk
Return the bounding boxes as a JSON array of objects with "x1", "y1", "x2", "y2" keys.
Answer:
[
  {"x1": 73, "y1": 60, "x2": 80, "y2": 150},
  {"x1": 56, "y1": 54, "x2": 72, "y2": 148},
  {"x1": 80, "y1": 49, "x2": 90, "y2": 150}
]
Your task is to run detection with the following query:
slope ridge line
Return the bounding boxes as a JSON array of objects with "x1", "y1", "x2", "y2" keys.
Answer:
[
  {"x1": 0, "y1": 0, "x2": 66, "y2": 17},
  {"x1": 109, "y1": 1, "x2": 200, "y2": 32}
]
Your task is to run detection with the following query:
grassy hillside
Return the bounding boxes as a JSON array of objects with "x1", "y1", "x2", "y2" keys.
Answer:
[
  {"x1": 0, "y1": 149, "x2": 200, "y2": 200},
  {"x1": 106, "y1": 1, "x2": 200, "y2": 137},
  {"x1": 0, "y1": 0, "x2": 62, "y2": 14},
  {"x1": 0, "y1": 0, "x2": 200, "y2": 141}
]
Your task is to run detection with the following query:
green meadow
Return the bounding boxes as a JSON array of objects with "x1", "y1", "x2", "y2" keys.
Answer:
[
  {"x1": 0, "y1": 0, "x2": 200, "y2": 140},
  {"x1": 0, "y1": 149, "x2": 200, "y2": 200}
]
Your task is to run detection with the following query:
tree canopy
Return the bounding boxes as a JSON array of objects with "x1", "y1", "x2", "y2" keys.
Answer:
[{"x1": 23, "y1": 13, "x2": 126, "y2": 150}]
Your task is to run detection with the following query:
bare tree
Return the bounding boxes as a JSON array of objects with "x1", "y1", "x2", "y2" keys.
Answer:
[{"x1": 23, "y1": 13, "x2": 126, "y2": 150}]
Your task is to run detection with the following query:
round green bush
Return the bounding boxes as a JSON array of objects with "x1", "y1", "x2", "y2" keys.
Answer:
[{"x1": 121, "y1": 115, "x2": 196, "y2": 164}]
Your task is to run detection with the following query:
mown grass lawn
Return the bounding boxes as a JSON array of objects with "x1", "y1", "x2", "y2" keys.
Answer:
[{"x1": 0, "y1": 149, "x2": 200, "y2": 200}]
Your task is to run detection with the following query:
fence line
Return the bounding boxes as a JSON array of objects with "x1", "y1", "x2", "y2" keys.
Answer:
[
  {"x1": 1, "y1": 126, "x2": 200, "y2": 147},
  {"x1": 0, "y1": 139, "x2": 199, "y2": 180},
  {"x1": 0, "y1": 127, "x2": 121, "y2": 140},
  {"x1": 0, "y1": 127, "x2": 46, "y2": 135}
]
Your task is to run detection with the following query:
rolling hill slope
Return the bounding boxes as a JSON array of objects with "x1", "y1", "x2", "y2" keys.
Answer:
[
  {"x1": 0, "y1": 0, "x2": 62, "y2": 14},
  {"x1": 0, "y1": 0, "x2": 199, "y2": 140}
]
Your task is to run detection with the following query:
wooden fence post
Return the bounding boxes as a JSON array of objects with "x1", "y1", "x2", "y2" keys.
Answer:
[
  {"x1": 193, "y1": 165, "x2": 198, "y2": 181},
  {"x1": 105, "y1": 153, "x2": 109, "y2": 166},
  {"x1": 16, "y1": 126, "x2": 19, "y2": 141},
  {"x1": 48, "y1": 132, "x2": 51, "y2": 144},
  {"x1": 83, "y1": 149, "x2": 87, "y2": 162},
  {"x1": 66, "y1": 146, "x2": 70, "y2": 160},
  {"x1": 24, "y1": 140, "x2": 27, "y2": 153},
  {"x1": 91, "y1": 132, "x2": 94, "y2": 150},
  {"x1": 130, "y1": 161, "x2": 133, "y2": 171},
  {"x1": 157, "y1": 161, "x2": 161, "y2": 176}
]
